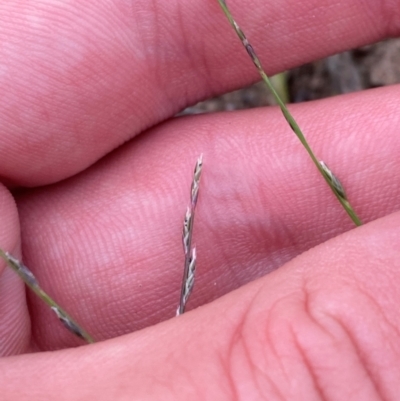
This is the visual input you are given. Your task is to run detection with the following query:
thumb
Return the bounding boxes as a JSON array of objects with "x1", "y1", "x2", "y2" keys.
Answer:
[{"x1": 1, "y1": 211, "x2": 400, "y2": 400}]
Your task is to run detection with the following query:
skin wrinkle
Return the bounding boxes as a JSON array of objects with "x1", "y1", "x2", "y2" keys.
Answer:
[
  {"x1": 312, "y1": 230, "x2": 400, "y2": 352},
  {"x1": 266, "y1": 278, "x2": 380, "y2": 400},
  {"x1": 264, "y1": 293, "x2": 323, "y2": 400},
  {"x1": 233, "y1": 286, "x2": 287, "y2": 400},
  {"x1": 291, "y1": 332, "x2": 331, "y2": 401},
  {"x1": 331, "y1": 286, "x2": 400, "y2": 400},
  {"x1": 294, "y1": 254, "x2": 396, "y2": 400},
  {"x1": 304, "y1": 322, "x2": 368, "y2": 401},
  {"x1": 215, "y1": 350, "x2": 241, "y2": 401},
  {"x1": 302, "y1": 285, "x2": 338, "y2": 342},
  {"x1": 326, "y1": 316, "x2": 386, "y2": 401},
  {"x1": 300, "y1": 305, "x2": 372, "y2": 401},
  {"x1": 367, "y1": 295, "x2": 400, "y2": 352},
  {"x1": 243, "y1": 338, "x2": 287, "y2": 400},
  {"x1": 263, "y1": 300, "x2": 293, "y2": 389},
  {"x1": 225, "y1": 300, "x2": 267, "y2": 401}
]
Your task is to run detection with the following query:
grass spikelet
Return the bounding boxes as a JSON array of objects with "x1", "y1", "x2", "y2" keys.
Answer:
[{"x1": 177, "y1": 155, "x2": 203, "y2": 315}]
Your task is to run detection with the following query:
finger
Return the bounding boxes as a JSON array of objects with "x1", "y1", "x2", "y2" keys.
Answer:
[
  {"x1": 1, "y1": 1, "x2": 400, "y2": 185},
  {"x1": 0, "y1": 185, "x2": 30, "y2": 356},
  {"x1": 16, "y1": 85, "x2": 400, "y2": 349},
  {"x1": 2, "y1": 211, "x2": 400, "y2": 400}
]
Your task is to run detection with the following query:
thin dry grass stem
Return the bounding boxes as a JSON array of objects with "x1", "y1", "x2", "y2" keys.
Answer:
[
  {"x1": 217, "y1": 0, "x2": 362, "y2": 226},
  {"x1": 0, "y1": 249, "x2": 94, "y2": 343},
  {"x1": 177, "y1": 155, "x2": 203, "y2": 316}
]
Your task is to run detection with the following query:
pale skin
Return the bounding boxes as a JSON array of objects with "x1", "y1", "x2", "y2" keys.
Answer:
[{"x1": 0, "y1": 0, "x2": 400, "y2": 399}]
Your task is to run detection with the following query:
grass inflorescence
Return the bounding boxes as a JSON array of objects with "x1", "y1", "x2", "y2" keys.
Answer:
[{"x1": 177, "y1": 155, "x2": 203, "y2": 315}]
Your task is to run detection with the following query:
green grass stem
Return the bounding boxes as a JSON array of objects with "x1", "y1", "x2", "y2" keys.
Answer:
[{"x1": 217, "y1": 0, "x2": 362, "y2": 226}]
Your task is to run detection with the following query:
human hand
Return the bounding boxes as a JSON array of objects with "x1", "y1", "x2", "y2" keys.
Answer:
[{"x1": 1, "y1": 0, "x2": 400, "y2": 399}]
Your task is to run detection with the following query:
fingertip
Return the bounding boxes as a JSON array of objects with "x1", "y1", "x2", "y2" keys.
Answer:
[
  {"x1": 0, "y1": 183, "x2": 20, "y2": 254},
  {"x1": 0, "y1": 184, "x2": 30, "y2": 356}
]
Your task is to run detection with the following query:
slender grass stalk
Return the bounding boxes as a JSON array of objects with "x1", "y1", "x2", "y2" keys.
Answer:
[
  {"x1": 0, "y1": 249, "x2": 94, "y2": 343},
  {"x1": 177, "y1": 155, "x2": 203, "y2": 316},
  {"x1": 271, "y1": 72, "x2": 289, "y2": 104},
  {"x1": 217, "y1": 0, "x2": 362, "y2": 226}
]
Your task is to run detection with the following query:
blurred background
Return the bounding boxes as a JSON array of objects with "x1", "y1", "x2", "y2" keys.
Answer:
[{"x1": 181, "y1": 38, "x2": 400, "y2": 113}]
